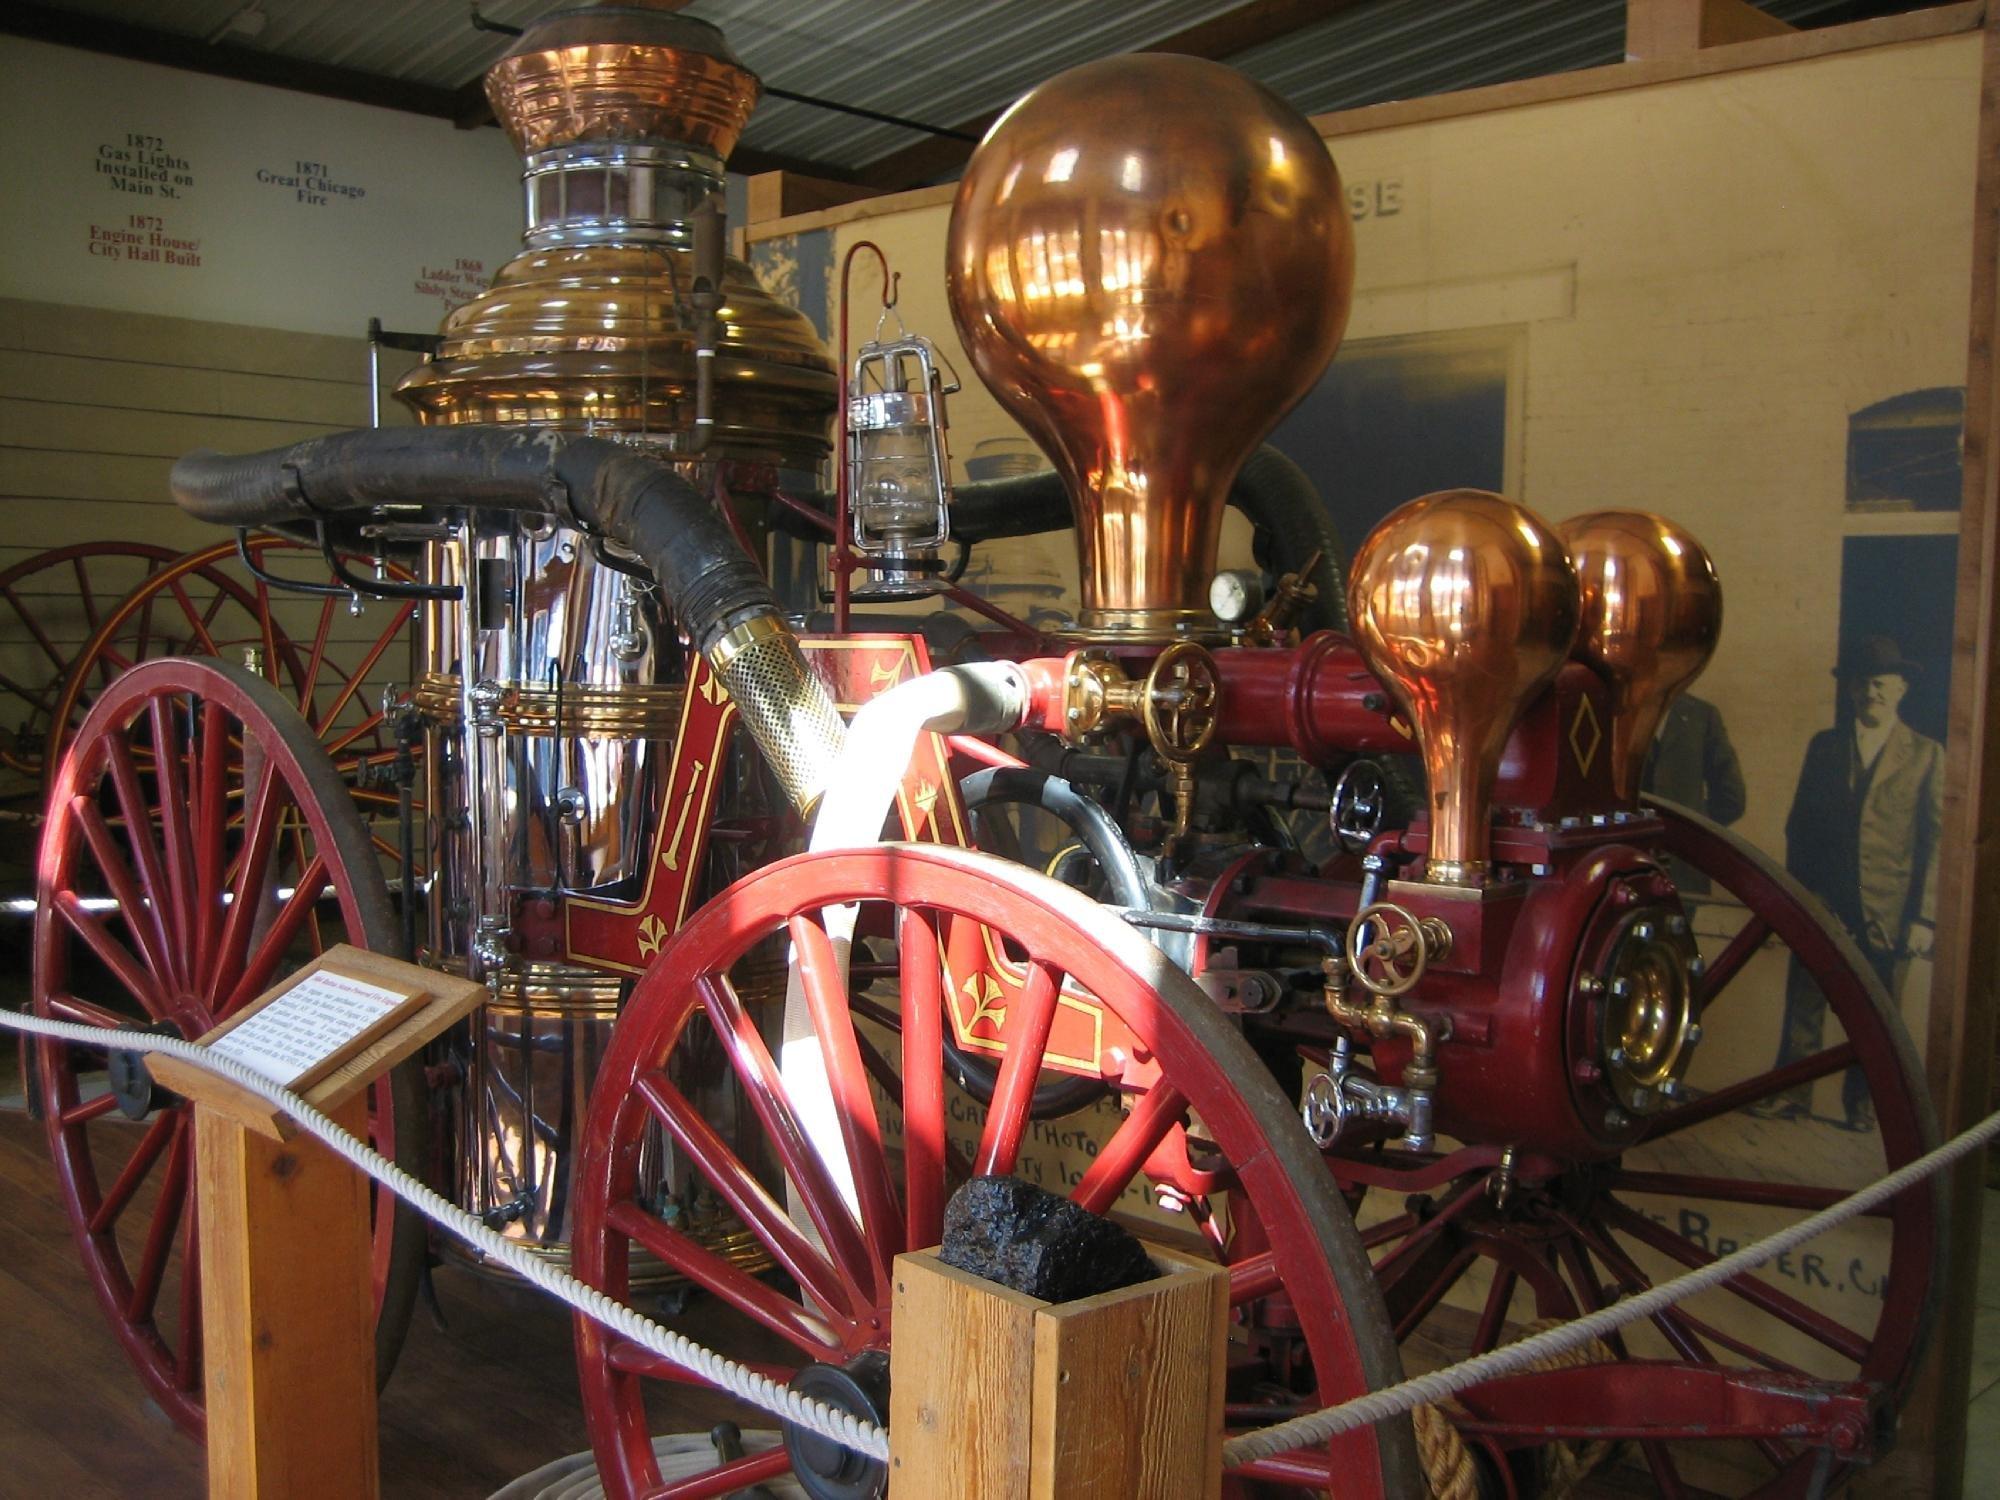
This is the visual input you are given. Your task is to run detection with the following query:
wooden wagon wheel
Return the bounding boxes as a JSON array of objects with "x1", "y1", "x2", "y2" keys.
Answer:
[
  {"x1": 570, "y1": 843, "x2": 1423, "y2": 1500},
  {"x1": 47, "y1": 534, "x2": 422, "y2": 881},
  {"x1": 0, "y1": 541, "x2": 240, "y2": 778},
  {"x1": 31, "y1": 657, "x2": 427, "y2": 1438},
  {"x1": 1337, "y1": 801, "x2": 1941, "y2": 1497}
]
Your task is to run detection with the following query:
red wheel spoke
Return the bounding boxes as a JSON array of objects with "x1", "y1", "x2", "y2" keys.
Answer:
[
  {"x1": 1390, "y1": 1244, "x2": 1476, "y2": 1341},
  {"x1": 148, "y1": 696, "x2": 200, "y2": 964},
  {"x1": 972, "y1": 956, "x2": 1062, "y2": 1176},
  {"x1": 312, "y1": 602, "x2": 415, "y2": 737},
  {"x1": 604, "y1": 1339, "x2": 794, "y2": 1390},
  {"x1": 1642, "y1": 1043, "x2": 1857, "y2": 1142},
  {"x1": 60, "y1": 1092, "x2": 122, "y2": 1127},
  {"x1": 1471, "y1": 1267, "x2": 1518, "y2": 1355},
  {"x1": 633, "y1": 1071, "x2": 862, "y2": 1326},
  {"x1": 1361, "y1": 1212, "x2": 1420, "y2": 1251},
  {"x1": 126, "y1": 1121, "x2": 191, "y2": 1322},
  {"x1": 1072, "y1": 1083, "x2": 1186, "y2": 1215},
  {"x1": 788, "y1": 913, "x2": 905, "y2": 1271},
  {"x1": 104, "y1": 731, "x2": 184, "y2": 991},
  {"x1": 1227, "y1": 1449, "x2": 1334, "y2": 1485},
  {"x1": 207, "y1": 758, "x2": 282, "y2": 1008},
  {"x1": 1700, "y1": 913, "x2": 1772, "y2": 1006},
  {"x1": 47, "y1": 992, "x2": 131, "y2": 1030},
  {"x1": 217, "y1": 856, "x2": 330, "y2": 1018},
  {"x1": 694, "y1": 975, "x2": 877, "y2": 1304},
  {"x1": 176, "y1": 1199, "x2": 202, "y2": 1390},
  {"x1": 321, "y1": 709, "x2": 389, "y2": 760},
  {"x1": 655, "y1": 1447, "x2": 793, "y2": 1500},
  {"x1": 166, "y1": 580, "x2": 223, "y2": 658},
  {"x1": 1601, "y1": 1167, "x2": 1869, "y2": 1217},
  {"x1": 87, "y1": 1111, "x2": 179, "y2": 1233},
  {"x1": 1228, "y1": 1250, "x2": 1281, "y2": 1307},
  {"x1": 1597, "y1": 1197, "x2": 1870, "y2": 1363},
  {"x1": 73, "y1": 799, "x2": 175, "y2": 992},
  {"x1": 3, "y1": 583, "x2": 67, "y2": 671},
  {"x1": 897, "y1": 907, "x2": 947, "y2": 1249},
  {"x1": 299, "y1": 596, "x2": 335, "y2": 716},
  {"x1": 72, "y1": 554, "x2": 102, "y2": 631},
  {"x1": 55, "y1": 890, "x2": 166, "y2": 1014},
  {"x1": 604, "y1": 1201, "x2": 842, "y2": 1359},
  {"x1": 194, "y1": 698, "x2": 231, "y2": 978}
]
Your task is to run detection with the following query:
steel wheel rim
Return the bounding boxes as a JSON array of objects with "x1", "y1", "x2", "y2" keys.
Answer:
[
  {"x1": 571, "y1": 842, "x2": 1421, "y2": 1500},
  {"x1": 32, "y1": 656, "x2": 410, "y2": 1437}
]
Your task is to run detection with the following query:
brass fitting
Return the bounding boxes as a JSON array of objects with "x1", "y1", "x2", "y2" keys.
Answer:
[{"x1": 1061, "y1": 643, "x2": 1220, "y2": 839}]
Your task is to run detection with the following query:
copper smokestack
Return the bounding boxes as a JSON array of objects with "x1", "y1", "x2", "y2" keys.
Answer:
[
  {"x1": 945, "y1": 55, "x2": 1354, "y2": 640},
  {"x1": 395, "y1": 2, "x2": 835, "y2": 463},
  {"x1": 1558, "y1": 512, "x2": 1722, "y2": 804},
  {"x1": 1348, "y1": 491, "x2": 1580, "y2": 884}
]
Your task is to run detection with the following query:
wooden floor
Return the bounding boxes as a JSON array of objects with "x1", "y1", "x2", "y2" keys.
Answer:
[{"x1": 0, "y1": 1096, "x2": 760, "y2": 1499}]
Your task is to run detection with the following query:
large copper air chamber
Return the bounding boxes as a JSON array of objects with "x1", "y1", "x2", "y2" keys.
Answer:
[{"x1": 947, "y1": 55, "x2": 1355, "y2": 641}]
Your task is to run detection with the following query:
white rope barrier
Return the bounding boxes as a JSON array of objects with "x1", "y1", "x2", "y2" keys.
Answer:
[
  {"x1": 8, "y1": 1005, "x2": 1994, "y2": 1476},
  {"x1": 1221, "y1": 1102, "x2": 2000, "y2": 1467},
  {"x1": 0, "y1": 1010, "x2": 891, "y2": 1464}
]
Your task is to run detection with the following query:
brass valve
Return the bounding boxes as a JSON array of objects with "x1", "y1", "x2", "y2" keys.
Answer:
[
  {"x1": 1345, "y1": 901, "x2": 1453, "y2": 998},
  {"x1": 1062, "y1": 643, "x2": 1221, "y2": 839},
  {"x1": 1243, "y1": 548, "x2": 1322, "y2": 647}
]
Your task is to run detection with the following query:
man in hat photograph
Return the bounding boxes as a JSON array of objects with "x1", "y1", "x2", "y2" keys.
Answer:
[{"x1": 1772, "y1": 635, "x2": 1944, "y2": 1128}]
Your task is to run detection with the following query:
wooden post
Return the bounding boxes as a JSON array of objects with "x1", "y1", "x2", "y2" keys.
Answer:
[
  {"x1": 888, "y1": 1245, "x2": 1227, "y2": 1499},
  {"x1": 146, "y1": 946, "x2": 486, "y2": 1500},
  {"x1": 196, "y1": 1092, "x2": 378, "y2": 1499}
]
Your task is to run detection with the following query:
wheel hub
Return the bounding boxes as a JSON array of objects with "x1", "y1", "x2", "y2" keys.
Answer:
[
  {"x1": 106, "y1": 1022, "x2": 183, "y2": 1121},
  {"x1": 782, "y1": 1351, "x2": 890, "y2": 1500}
]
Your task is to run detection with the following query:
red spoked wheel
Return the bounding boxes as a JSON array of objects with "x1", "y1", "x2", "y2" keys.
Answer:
[
  {"x1": 1341, "y1": 801, "x2": 1941, "y2": 1498},
  {"x1": 572, "y1": 843, "x2": 1421, "y2": 1500},
  {"x1": 32, "y1": 657, "x2": 426, "y2": 1438},
  {"x1": 0, "y1": 542, "x2": 226, "y2": 778},
  {"x1": 46, "y1": 535, "x2": 419, "y2": 862}
]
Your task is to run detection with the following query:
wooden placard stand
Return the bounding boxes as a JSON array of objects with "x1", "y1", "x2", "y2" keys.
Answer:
[
  {"x1": 147, "y1": 946, "x2": 484, "y2": 1500},
  {"x1": 888, "y1": 1244, "x2": 1228, "y2": 1498}
]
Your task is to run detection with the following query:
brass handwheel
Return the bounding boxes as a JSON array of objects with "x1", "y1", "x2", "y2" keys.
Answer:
[{"x1": 1141, "y1": 640, "x2": 1220, "y2": 761}]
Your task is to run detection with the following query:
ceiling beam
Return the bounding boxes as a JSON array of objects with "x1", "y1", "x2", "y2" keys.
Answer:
[
  {"x1": 854, "y1": 0, "x2": 1374, "y2": 192},
  {"x1": 2, "y1": 1, "x2": 863, "y2": 182},
  {"x1": 1, "y1": 2, "x2": 463, "y2": 119}
]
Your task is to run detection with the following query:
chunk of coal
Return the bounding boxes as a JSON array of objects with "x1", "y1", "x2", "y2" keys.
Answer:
[{"x1": 938, "y1": 1174, "x2": 1157, "y2": 1302}]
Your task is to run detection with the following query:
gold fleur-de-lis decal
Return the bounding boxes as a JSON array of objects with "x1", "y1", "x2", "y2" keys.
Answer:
[
  {"x1": 962, "y1": 971, "x2": 1007, "y2": 1036},
  {"x1": 636, "y1": 914, "x2": 669, "y2": 958},
  {"x1": 870, "y1": 658, "x2": 902, "y2": 690},
  {"x1": 914, "y1": 777, "x2": 938, "y2": 830},
  {"x1": 698, "y1": 671, "x2": 724, "y2": 705}
]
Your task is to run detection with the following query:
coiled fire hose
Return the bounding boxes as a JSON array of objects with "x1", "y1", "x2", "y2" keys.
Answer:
[{"x1": 5, "y1": 1004, "x2": 1995, "y2": 1480}]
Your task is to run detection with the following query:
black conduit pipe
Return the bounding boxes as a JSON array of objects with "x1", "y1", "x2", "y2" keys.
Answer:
[{"x1": 169, "y1": 427, "x2": 844, "y2": 809}]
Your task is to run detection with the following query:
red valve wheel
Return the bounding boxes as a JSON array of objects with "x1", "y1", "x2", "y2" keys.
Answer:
[
  {"x1": 1332, "y1": 800, "x2": 1941, "y2": 1498},
  {"x1": 31, "y1": 657, "x2": 426, "y2": 1438},
  {"x1": 571, "y1": 843, "x2": 1422, "y2": 1499}
]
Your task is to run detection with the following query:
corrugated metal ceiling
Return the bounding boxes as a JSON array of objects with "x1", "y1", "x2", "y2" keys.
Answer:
[{"x1": 18, "y1": 0, "x2": 1944, "y2": 179}]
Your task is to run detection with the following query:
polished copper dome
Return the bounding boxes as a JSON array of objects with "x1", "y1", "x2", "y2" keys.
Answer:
[
  {"x1": 946, "y1": 54, "x2": 1354, "y2": 640},
  {"x1": 1349, "y1": 491, "x2": 1581, "y2": 884},
  {"x1": 1558, "y1": 511, "x2": 1723, "y2": 804}
]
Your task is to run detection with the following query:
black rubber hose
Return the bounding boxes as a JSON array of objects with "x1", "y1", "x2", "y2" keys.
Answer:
[
  {"x1": 168, "y1": 427, "x2": 774, "y2": 656},
  {"x1": 959, "y1": 767, "x2": 1151, "y2": 912}
]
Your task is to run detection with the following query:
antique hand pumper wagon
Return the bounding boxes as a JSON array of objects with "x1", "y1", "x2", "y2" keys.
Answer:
[{"x1": 26, "y1": 4, "x2": 1942, "y2": 1496}]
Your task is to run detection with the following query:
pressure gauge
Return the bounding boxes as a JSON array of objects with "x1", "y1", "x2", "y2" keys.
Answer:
[{"x1": 1208, "y1": 568, "x2": 1265, "y2": 624}]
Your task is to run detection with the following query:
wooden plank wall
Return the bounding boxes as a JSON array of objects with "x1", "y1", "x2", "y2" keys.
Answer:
[{"x1": 0, "y1": 296, "x2": 424, "y2": 768}]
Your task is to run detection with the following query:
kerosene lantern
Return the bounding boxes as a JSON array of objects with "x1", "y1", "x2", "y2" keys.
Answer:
[{"x1": 844, "y1": 314, "x2": 957, "y2": 601}]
